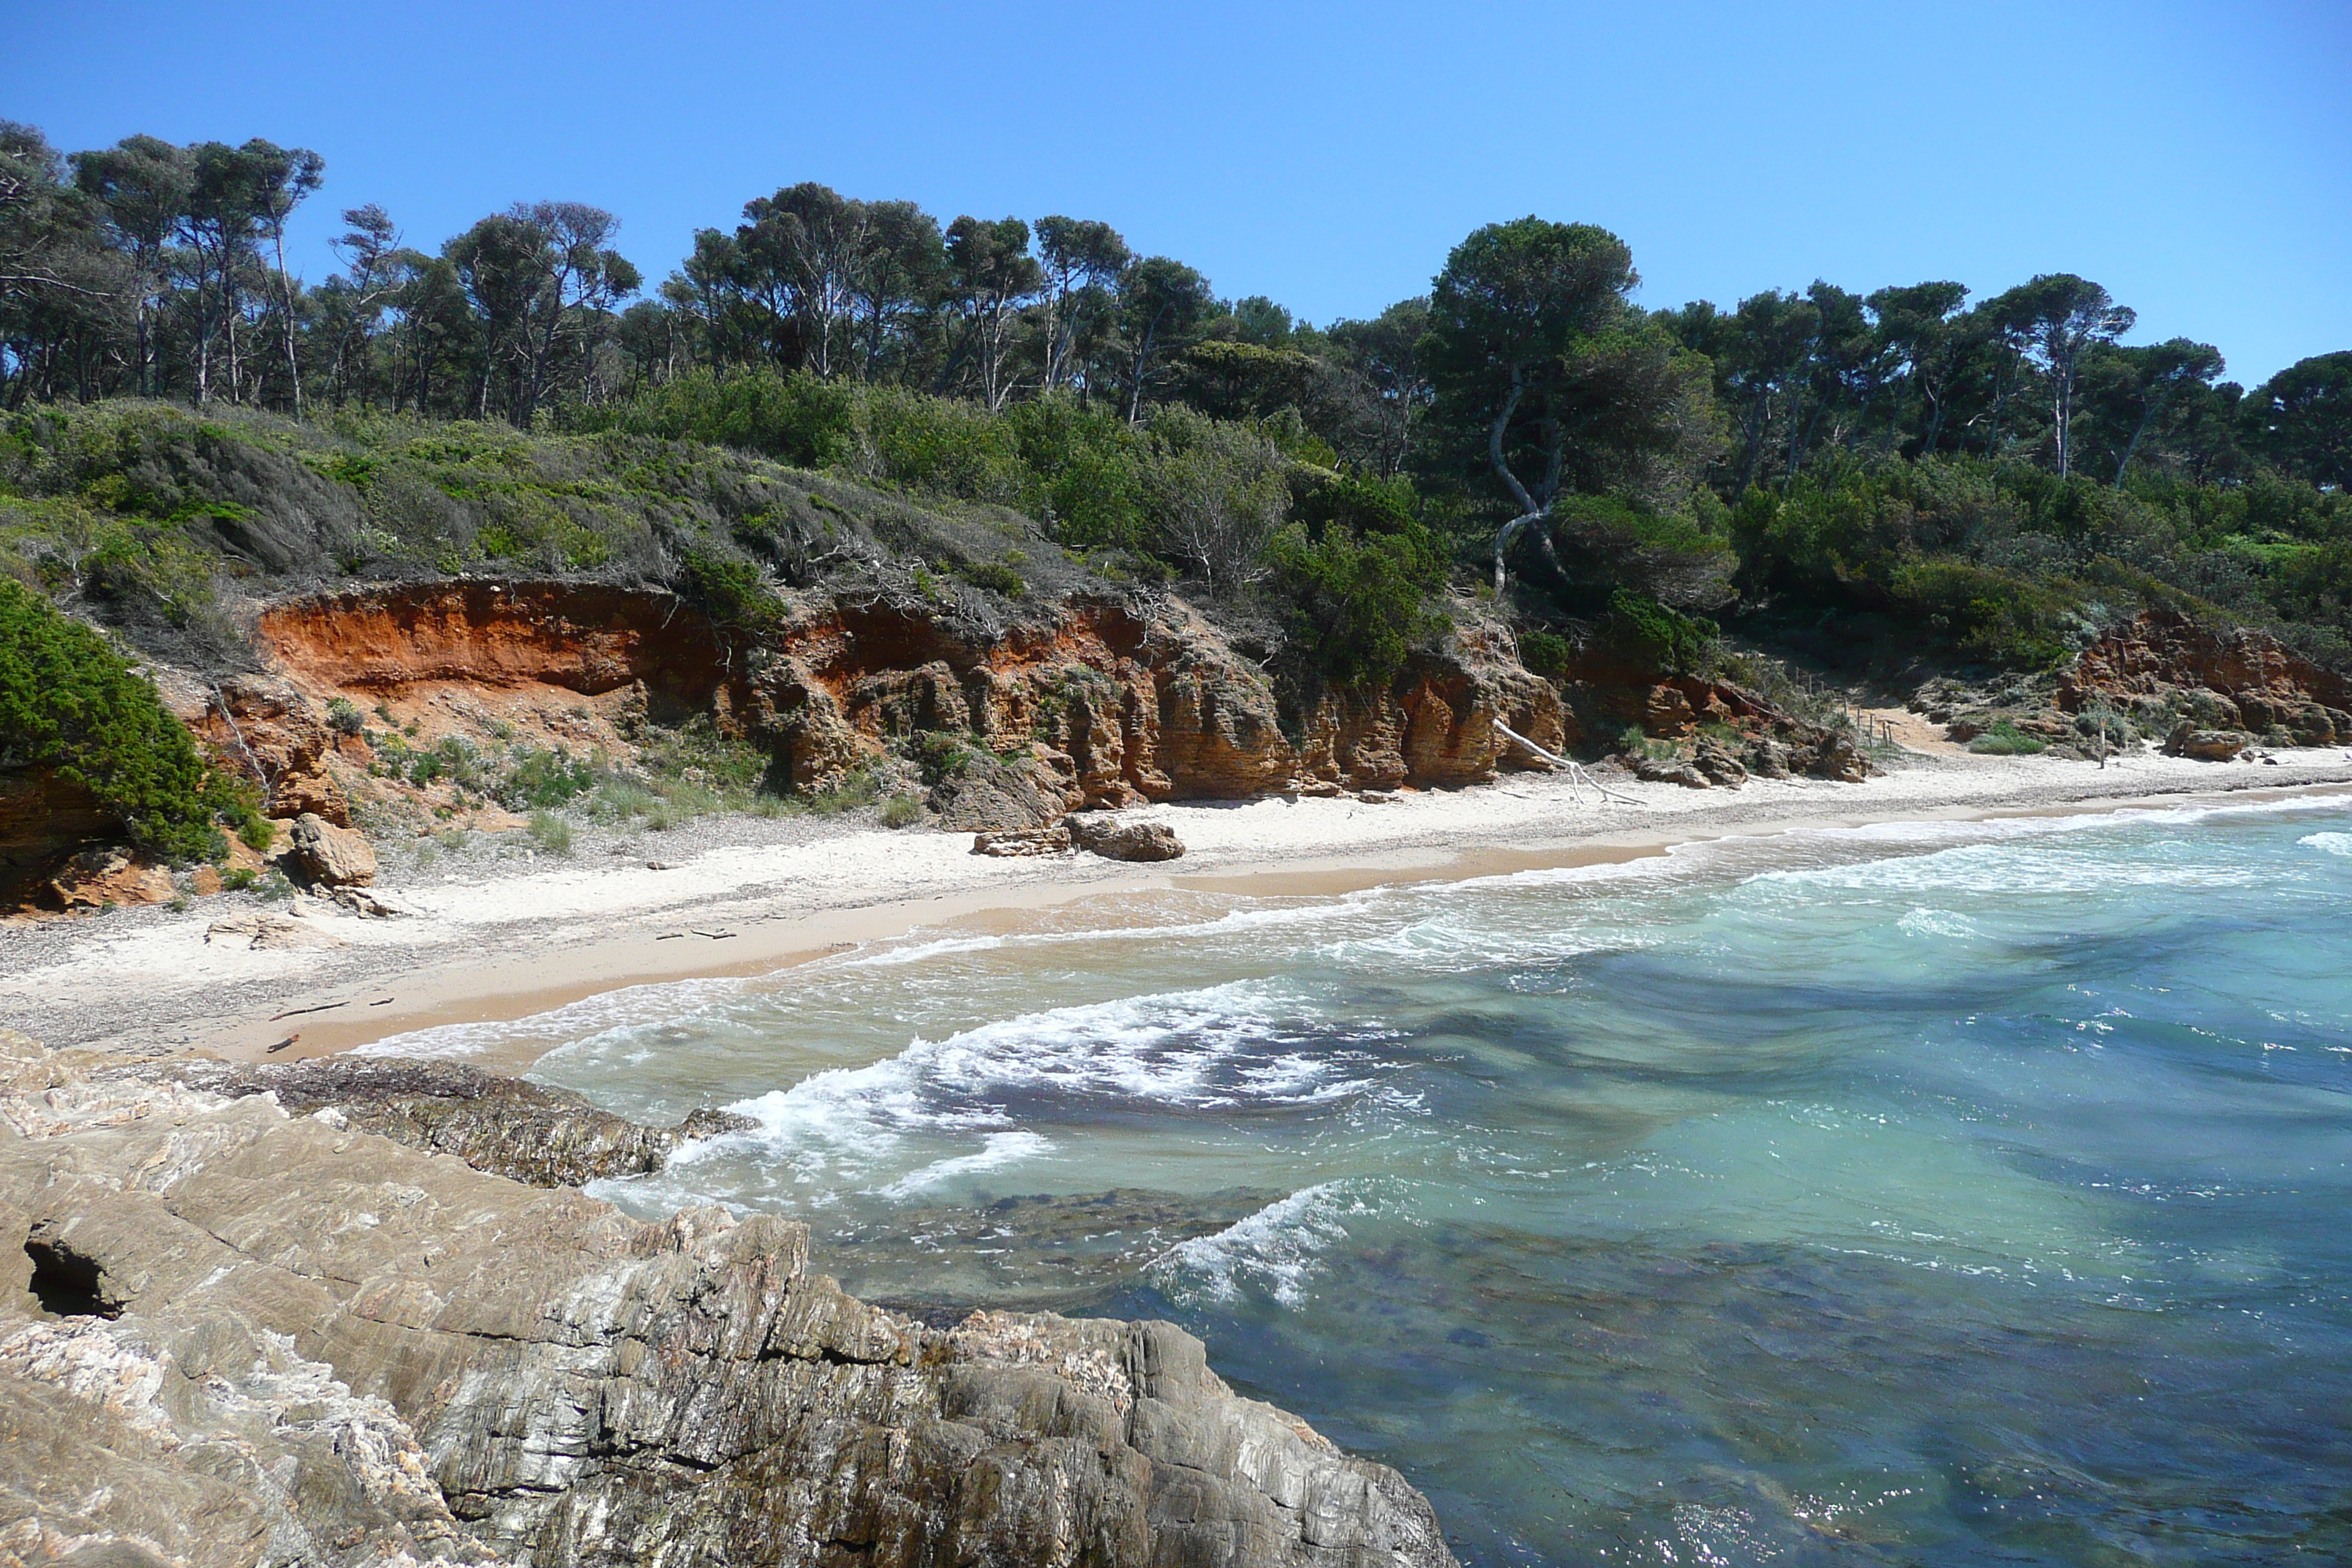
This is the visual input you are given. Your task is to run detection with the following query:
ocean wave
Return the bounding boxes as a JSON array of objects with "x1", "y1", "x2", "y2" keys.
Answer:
[
  {"x1": 1896, "y1": 907, "x2": 1981, "y2": 939},
  {"x1": 1148, "y1": 1180, "x2": 1386, "y2": 1307},
  {"x1": 354, "y1": 976, "x2": 746, "y2": 1060},
  {"x1": 874, "y1": 1130, "x2": 1054, "y2": 1198},
  {"x1": 837, "y1": 892, "x2": 1388, "y2": 970},
  {"x1": 715, "y1": 980, "x2": 1388, "y2": 1183},
  {"x1": 2299, "y1": 831, "x2": 2352, "y2": 857}
]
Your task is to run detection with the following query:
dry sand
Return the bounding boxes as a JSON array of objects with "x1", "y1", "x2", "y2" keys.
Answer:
[{"x1": 7, "y1": 742, "x2": 2351, "y2": 1063}]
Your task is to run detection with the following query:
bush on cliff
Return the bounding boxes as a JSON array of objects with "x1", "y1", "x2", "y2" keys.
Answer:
[
  {"x1": 1265, "y1": 502, "x2": 1448, "y2": 685},
  {"x1": 0, "y1": 581, "x2": 234, "y2": 861}
]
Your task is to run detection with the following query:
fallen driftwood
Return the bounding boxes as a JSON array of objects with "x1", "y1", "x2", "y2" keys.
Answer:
[{"x1": 1493, "y1": 720, "x2": 1646, "y2": 807}]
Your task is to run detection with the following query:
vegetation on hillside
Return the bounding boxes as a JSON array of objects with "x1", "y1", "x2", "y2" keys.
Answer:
[
  {"x1": 2, "y1": 114, "x2": 2348, "y2": 692},
  {"x1": 0, "y1": 579, "x2": 238, "y2": 859}
]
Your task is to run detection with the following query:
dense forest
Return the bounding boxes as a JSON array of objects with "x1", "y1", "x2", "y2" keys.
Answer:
[{"x1": 4, "y1": 118, "x2": 2350, "y2": 685}]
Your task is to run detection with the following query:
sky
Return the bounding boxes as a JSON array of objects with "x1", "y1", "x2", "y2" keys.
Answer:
[{"x1": 15, "y1": 0, "x2": 2350, "y2": 384}]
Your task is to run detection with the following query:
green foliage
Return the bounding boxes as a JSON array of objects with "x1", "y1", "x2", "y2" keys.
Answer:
[
  {"x1": 1264, "y1": 517, "x2": 1447, "y2": 685},
  {"x1": 324, "y1": 697, "x2": 365, "y2": 736},
  {"x1": 1545, "y1": 494, "x2": 1737, "y2": 615},
  {"x1": 526, "y1": 811, "x2": 573, "y2": 854},
  {"x1": 574, "y1": 369, "x2": 856, "y2": 468},
  {"x1": 0, "y1": 580, "x2": 233, "y2": 861},
  {"x1": 802, "y1": 767, "x2": 880, "y2": 815},
  {"x1": 954, "y1": 557, "x2": 1026, "y2": 595},
  {"x1": 220, "y1": 867, "x2": 258, "y2": 892},
  {"x1": 1518, "y1": 629, "x2": 1572, "y2": 679},
  {"x1": 497, "y1": 745, "x2": 598, "y2": 810},
  {"x1": 879, "y1": 793, "x2": 924, "y2": 829},
  {"x1": 1000, "y1": 395, "x2": 1152, "y2": 551},
  {"x1": 905, "y1": 732, "x2": 976, "y2": 785},
  {"x1": 676, "y1": 546, "x2": 779, "y2": 631},
  {"x1": 233, "y1": 808, "x2": 276, "y2": 853},
  {"x1": 1885, "y1": 559, "x2": 2074, "y2": 668},
  {"x1": 1967, "y1": 720, "x2": 2048, "y2": 755},
  {"x1": 1602, "y1": 588, "x2": 1718, "y2": 675}
]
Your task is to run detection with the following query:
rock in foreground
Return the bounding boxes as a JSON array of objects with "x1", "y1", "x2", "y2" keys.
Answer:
[
  {"x1": 123, "y1": 1055, "x2": 757, "y2": 1188},
  {"x1": 0, "y1": 1033, "x2": 1455, "y2": 1568}
]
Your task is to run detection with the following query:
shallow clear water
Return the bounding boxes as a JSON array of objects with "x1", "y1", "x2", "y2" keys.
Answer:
[{"x1": 380, "y1": 799, "x2": 2352, "y2": 1565}]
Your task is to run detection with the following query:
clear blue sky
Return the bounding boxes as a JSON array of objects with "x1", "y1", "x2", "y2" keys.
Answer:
[{"x1": 17, "y1": 0, "x2": 2350, "y2": 384}]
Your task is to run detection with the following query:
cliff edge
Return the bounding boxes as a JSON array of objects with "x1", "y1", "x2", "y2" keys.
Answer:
[{"x1": 0, "y1": 1030, "x2": 1455, "y2": 1568}]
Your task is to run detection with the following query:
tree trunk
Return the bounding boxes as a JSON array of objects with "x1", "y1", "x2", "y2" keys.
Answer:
[{"x1": 272, "y1": 225, "x2": 304, "y2": 418}]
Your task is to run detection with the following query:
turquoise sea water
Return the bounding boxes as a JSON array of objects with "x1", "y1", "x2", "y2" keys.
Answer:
[{"x1": 384, "y1": 797, "x2": 2352, "y2": 1565}]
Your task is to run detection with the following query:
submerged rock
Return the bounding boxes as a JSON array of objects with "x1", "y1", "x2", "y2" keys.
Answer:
[
  {"x1": 0, "y1": 1033, "x2": 1455, "y2": 1568},
  {"x1": 127, "y1": 1055, "x2": 755, "y2": 1188}
]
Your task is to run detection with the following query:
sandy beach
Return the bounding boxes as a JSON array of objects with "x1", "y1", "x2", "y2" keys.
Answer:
[{"x1": 9, "y1": 742, "x2": 2351, "y2": 1065}]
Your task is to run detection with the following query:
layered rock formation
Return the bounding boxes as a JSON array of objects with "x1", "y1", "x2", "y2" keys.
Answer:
[
  {"x1": 2057, "y1": 609, "x2": 2352, "y2": 747},
  {"x1": 122, "y1": 1055, "x2": 757, "y2": 1188},
  {"x1": 248, "y1": 581, "x2": 1572, "y2": 829},
  {"x1": 1, "y1": 1032, "x2": 1455, "y2": 1568}
]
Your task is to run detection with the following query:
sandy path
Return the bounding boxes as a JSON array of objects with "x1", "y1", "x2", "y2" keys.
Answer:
[{"x1": 7, "y1": 743, "x2": 2351, "y2": 1061}]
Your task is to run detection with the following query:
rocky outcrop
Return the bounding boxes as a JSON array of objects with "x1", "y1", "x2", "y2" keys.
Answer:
[
  {"x1": 2163, "y1": 725, "x2": 2257, "y2": 761},
  {"x1": 173, "y1": 675, "x2": 353, "y2": 826},
  {"x1": 1069, "y1": 815, "x2": 1186, "y2": 862},
  {"x1": 288, "y1": 812, "x2": 377, "y2": 886},
  {"x1": 2059, "y1": 609, "x2": 2352, "y2": 746},
  {"x1": 1, "y1": 1033, "x2": 1454, "y2": 1568},
  {"x1": 251, "y1": 585, "x2": 1576, "y2": 824},
  {"x1": 122, "y1": 1056, "x2": 757, "y2": 1188}
]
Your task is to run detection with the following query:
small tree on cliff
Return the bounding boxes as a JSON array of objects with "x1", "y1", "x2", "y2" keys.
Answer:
[{"x1": 1419, "y1": 219, "x2": 1640, "y2": 592}]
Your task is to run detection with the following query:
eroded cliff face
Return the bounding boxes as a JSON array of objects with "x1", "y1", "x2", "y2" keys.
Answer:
[
  {"x1": 0, "y1": 1032, "x2": 1455, "y2": 1568},
  {"x1": 2058, "y1": 609, "x2": 2352, "y2": 745},
  {"x1": 12, "y1": 577, "x2": 1855, "y2": 908},
  {"x1": 242, "y1": 581, "x2": 1569, "y2": 832}
]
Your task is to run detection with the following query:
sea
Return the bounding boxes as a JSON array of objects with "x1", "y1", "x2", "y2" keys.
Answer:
[{"x1": 373, "y1": 794, "x2": 2352, "y2": 1566}]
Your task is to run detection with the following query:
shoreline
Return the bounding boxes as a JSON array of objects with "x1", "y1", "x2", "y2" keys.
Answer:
[{"x1": 9, "y1": 745, "x2": 2352, "y2": 1066}]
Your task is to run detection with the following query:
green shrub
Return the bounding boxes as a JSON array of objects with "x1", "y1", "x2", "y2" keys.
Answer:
[
  {"x1": 498, "y1": 745, "x2": 598, "y2": 810},
  {"x1": 233, "y1": 809, "x2": 276, "y2": 853},
  {"x1": 0, "y1": 580, "x2": 234, "y2": 861},
  {"x1": 805, "y1": 767, "x2": 879, "y2": 815},
  {"x1": 575, "y1": 368, "x2": 856, "y2": 468},
  {"x1": 1967, "y1": 720, "x2": 2048, "y2": 755},
  {"x1": 954, "y1": 557, "x2": 1027, "y2": 595},
  {"x1": 1888, "y1": 559, "x2": 2075, "y2": 668},
  {"x1": 1264, "y1": 517, "x2": 1447, "y2": 685},
  {"x1": 676, "y1": 546, "x2": 780, "y2": 632},
  {"x1": 220, "y1": 867, "x2": 257, "y2": 892},
  {"x1": 1518, "y1": 629, "x2": 1573, "y2": 679},
  {"x1": 879, "y1": 793, "x2": 924, "y2": 829},
  {"x1": 324, "y1": 697, "x2": 366, "y2": 736},
  {"x1": 906, "y1": 732, "x2": 975, "y2": 785},
  {"x1": 527, "y1": 811, "x2": 573, "y2": 855},
  {"x1": 1602, "y1": 588, "x2": 1717, "y2": 675},
  {"x1": 853, "y1": 385, "x2": 1025, "y2": 502}
]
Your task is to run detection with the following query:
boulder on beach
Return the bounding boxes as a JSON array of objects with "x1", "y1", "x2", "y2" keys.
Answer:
[
  {"x1": 287, "y1": 811, "x2": 377, "y2": 886},
  {"x1": 1068, "y1": 813, "x2": 1186, "y2": 861},
  {"x1": 2163, "y1": 723, "x2": 2256, "y2": 761}
]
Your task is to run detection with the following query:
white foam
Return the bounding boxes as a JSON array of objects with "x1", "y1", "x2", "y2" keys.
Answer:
[
  {"x1": 1896, "y1": 907, "x2": 1981, "y2": 939},
  {"x1": 1149, "y1": 1181, "x2": 1381, "y2": 1307},
  {"x1": 839, "y1": 892, "x2": 1385, "y2": 970},
  {"x1": 2299, "y1": 831, "x2": 2352, "y2": 857},
  {"x1": 717, "y1": 980, "x2": 1382, "y2": 1185},
  {"x1": 874, "y1": 1131, "x2": 1054, "y2": 1198},
  {"x1": 354, "y1": 976, "x2": 745, "y2": 1060}
]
